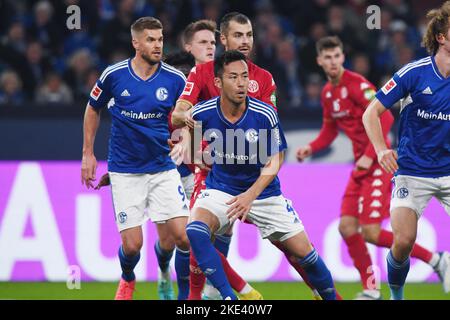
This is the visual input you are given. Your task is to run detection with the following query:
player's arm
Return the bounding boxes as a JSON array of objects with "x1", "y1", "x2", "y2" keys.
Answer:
[
  {"x1": 362, "y1": 98, "x2": 398, "y2": 173},
  {"x1": 296, "y1": 117, "x2": 338, "y2": 162},
  {"x1": 227, "y1": 151, "x2": 284, "y2": 223},
  {"x1": 171, "y1": 99, "x2": 194, "y2": 128},
  {"x1": 81, "y1": 104, "x2": 101, "y2": 188}
]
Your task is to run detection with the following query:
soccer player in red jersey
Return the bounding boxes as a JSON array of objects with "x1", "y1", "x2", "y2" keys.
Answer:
[
  {"x1": 172, "y1": 12, "x2": 337, "y2": 300},
  {"x1": 296, "y1": 36, "x2": 444, "y2": 299}
]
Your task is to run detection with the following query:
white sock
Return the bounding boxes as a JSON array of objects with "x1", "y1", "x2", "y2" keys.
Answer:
[
  {"x1": 238, "y1": 283, "x2": 252, "y2": 294},
  {"x1": 429, "y1": 253, "x2": 440, "y2": 268}
]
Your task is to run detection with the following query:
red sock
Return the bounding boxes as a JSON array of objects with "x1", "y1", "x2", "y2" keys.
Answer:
[
  {"x1": 376, "y1": 229, "x2": 433, "y2": 263},
  {"x1": 218, "y1": 250, "x2": 247, "y2": 292},
  {"x1": 188, "y1": 253, "x2": 205, "y2": 300},
  {"x1": 344, "y1": 233, "x2": 373, "y2": 290}
]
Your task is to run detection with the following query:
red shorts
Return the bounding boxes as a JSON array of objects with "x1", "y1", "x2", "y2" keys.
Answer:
[
  {"x1": 341, "y1": 163, "x2": 392, "y2": 225},
  {"x1": 190, "y1": 169, "x2": 207, "y2": 209}
]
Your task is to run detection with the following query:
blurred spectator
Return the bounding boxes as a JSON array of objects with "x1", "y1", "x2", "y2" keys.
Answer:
[
  {"x1": 0, "y1": 70, "x2": 25, "y2": 106},
  {"x1": 79, "y1": 68, "x2": 101, "y2": 102},
  {"x1": 299, "y1": 22, "x2": 328, "y2": 76},
  {"x1": 63, "y1": 49, "x2": 95, "y2": 101},
  {"x1": 36, "y1": 73, "x2": 73, "y2": 104},
  {"x1": 23, "y1": 41, "x2": 53, "y2": 98},
  {"x1": 1, "y1": 22, "x2": 27, "y2": 55},
  {"x1": 99, "y1": 0, "x2": 136, "y2": 62},
  {"x1": 28, "y1": 1, "x2": 63, "y2": 55},
  {"x1": 302, "y1": 73, "x2": 324, "y2": 110},
  {"x1": 272, "y1": 38, "x2": 303, "y2": 109},
  {"x1": 351, "y1": 53, "x2": 371, "y2": 80}
]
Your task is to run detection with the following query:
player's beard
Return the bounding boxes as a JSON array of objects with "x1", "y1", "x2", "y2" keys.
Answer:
[{"x1": 141, "y1": 52, "x2": 160, "y2": 66}]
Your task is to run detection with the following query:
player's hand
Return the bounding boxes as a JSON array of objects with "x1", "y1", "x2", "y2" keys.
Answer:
[
  {"x1": 94, "y1": 173, "x2": 110, "y2": 190},
  {"x1": 168, "y1": 137, "x2": 185, "y2": 166},
  {"x1": 226, "y1": 191, "x2": 256, "y2": 223},
  {"x1": 355, "y1": 155, "x2": 373, "y2": 171},
  {"x1": 296, "y1": 145, "x2": 312, "y2": 162},
  {"x1": 377, "y1": 149, "x2": 398, "y2": 174},
  {"x1": 81, "y1": 153, "x2": 97, "y2": 189},
  {"x1": 184, "y1": 109, "x2": 195, "y2": 129}
]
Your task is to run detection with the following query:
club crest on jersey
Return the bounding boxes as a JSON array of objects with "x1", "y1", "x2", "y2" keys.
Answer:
[
  {"x1": 156, "y1": 87, "x2": 168, "y2": 101},
  {"x1": 341, "y1": 87, "x2": 348, "y2": 99},
  {"x1": 182, "y1": 82, "x2": 194, "y2": 95},
  {"x1": 90, "y1": 84, "x2": 102, "y2": 100},
  {"x1": 381, "y1": 78, "x2": 397, "y2": 95},
  {"x1": 245, "y1": 129, "x2": 259, "y2": 143},
  {"x1": 396, "y1": 187, "x2": 409, "y2": 199},
  {"x1": 118, "y1": 212, "x2": 127, "y2": 224},
  {"x1": 248, "y1": 80, "x2": 259, "y2": 93}
]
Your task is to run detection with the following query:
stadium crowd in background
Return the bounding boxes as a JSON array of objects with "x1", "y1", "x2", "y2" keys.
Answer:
[{"x1": 0, "y1": 0, "x2": 445, "y2": 113}]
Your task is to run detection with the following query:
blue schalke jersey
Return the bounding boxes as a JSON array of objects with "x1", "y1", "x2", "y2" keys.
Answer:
[
  {"x1": 192, "y1": 96, "x2": 288, "y2": 199},
  {"x1": 89, "y1": 59, "x2": 186, "y2": 173},
  {"x1": 375, "y1": 56, "x2": 450, "y2": 178}
]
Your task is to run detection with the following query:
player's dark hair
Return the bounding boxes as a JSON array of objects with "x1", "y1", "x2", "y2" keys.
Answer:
[
  {"x1": 183, "y1": 19, "x2": 217, "y2": 45},
  {"x1": 422, "y1": 1, "x2": 450, "y2": 55},
  {"x1": 316, "y1": 36, "x2": 344, "y2": 55},
  {"x1": 131, "y1": 17, "x2": 163, "y2": 34},
  {"x1": 214, "y1": 50, "x2": 246, "y2": 78},
  {"x1": 220, "y1": 12, "x2": 251, "y2": 35},
  {"x1": 163, "y1": 51, "x2": 195, "y2": 77}
]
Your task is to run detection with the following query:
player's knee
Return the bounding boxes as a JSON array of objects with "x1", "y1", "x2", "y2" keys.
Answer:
[
  {"x1": 173, "y1": 233, "x2": 190, "y2": 251},
  {"x1": 393, "y1": 233, "x2": 415, "y2": 253},
  {"x1": 361, "y1": 227, "x2": 380, "y2": 244},
  {"x1": 122, "y1": 241, "x2": 142, "y2": 256},
  {"x1": 338, "y1": 220, "x2": 358, "y2": 238},
  {"x1": 158, "y1": 237, "x2": 175, "y2": 252}
]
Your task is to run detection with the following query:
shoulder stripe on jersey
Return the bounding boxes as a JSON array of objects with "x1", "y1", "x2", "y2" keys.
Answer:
[
  {"x1": 398, "y1": 59, "x2": 431, "y2": 78},
  {"x1": 192, "y1": 98, "x2": 217, "y2": 111},
  {"x1": 161, "y1": 62, "x2": 187, "y2": 81},
  {"x1": 192, "y1": 105, "x2": 217, "y2": 118},
  {"x1": 249, "y1": 103, "x2": 277, "y2": 126},
  {"x1": 248, "y1": 106, "x2": 276, "y2": 127},
  {"x1": 99, "y1": 60, "x2": 128, "y2": 83},
  {"x1": 249, "y1": 100, "x2": 277, "y2": 124},
  {"x1": 397, "y1": 56, "x2": 430, "y2": 75}
]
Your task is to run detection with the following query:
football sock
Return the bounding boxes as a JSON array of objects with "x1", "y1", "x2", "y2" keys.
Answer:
[
  {"x1": 344, "y1": 233, "x2": 373, "y2": 290},
  {"x1": 214, "y1": 234, "x2": 232, "y2": 257},
  {"x1": 175, "y1": 247, "x2": 190, "y2": 300},
  {"x1": 387, "y1": 250, "x2": 410, "y2": 300},
  {"x1": 118, "y1": 245, "x2": 140, "y2": 282},
  {"x1": 188, "y1": 253, "x2": 205, "y2": 300},
  {"x1": 154, "y1": 240, "x2": 174, "y2": 273}
]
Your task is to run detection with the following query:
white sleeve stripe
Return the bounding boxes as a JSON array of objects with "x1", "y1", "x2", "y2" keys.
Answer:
[
  {"x1": 99, "y1": 60, "x2": 128, "y2": 82},
  {"x1": 397, "y1": 57, "x2": 431, "y2": 75},
  {"x1": 192, "y1": 105, "x2": 216, "y2": 117},
  {"x1": 248, "y1": 107, "x2": 276, "y2": 127},
  {"x1": 99, "y1": 64, "x2": 128, "y2": 83},
  {"x1": 398, "y1": 61, "x2": 431, "y2": 78},
  {"x1": 248, "y1": 101, "x2": 277, "y2": 125},
  {"x1": 161, "y1": 63, "x2": 187, "y2": 81}
]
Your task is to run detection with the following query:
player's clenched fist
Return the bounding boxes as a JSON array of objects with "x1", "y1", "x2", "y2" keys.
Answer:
[
  {"x1": 377, "y1": 149, "x2": 398, "y2": 174},
  {"x1": 296, "y1": 145, "x2": 312, "y2": 162}
]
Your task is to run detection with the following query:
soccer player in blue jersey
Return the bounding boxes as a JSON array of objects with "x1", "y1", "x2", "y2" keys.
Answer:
[
  {"x1": 185, "y1": 50, "x2": 337, "y2": 300},
  {"x1": 81, "y1": 17, "x2": 191, "y2": 300},
  {"x1": 363, "y1": 1, "x2": 450, "y2": 300}
]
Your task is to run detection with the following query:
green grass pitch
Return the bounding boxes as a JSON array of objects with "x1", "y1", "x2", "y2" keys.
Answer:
[{"x1": 0, "y1": 282, "x2": 448, "y2": 300}]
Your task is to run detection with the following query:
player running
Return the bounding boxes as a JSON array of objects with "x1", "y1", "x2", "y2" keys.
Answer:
[
  {"x1": 81, "y1": 17, "x2": 191, "y2": 300},
  {"x1": 363, "y1": 1, "x2": 450, "y2": 300},
  {"x1": 186, "y1": 50, "x2": 338, "y2": 300},
  {"x1": 297, "y1": 35, "x2": 449, "y2": 299}
]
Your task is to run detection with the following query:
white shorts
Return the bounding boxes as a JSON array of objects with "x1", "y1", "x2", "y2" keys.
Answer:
[
  {"x1": 391, "y1": 175, "x2": 450, "y2": 218},
  {"x1": 109, "y1": 169, "x2": 190, "y2": 231},
  {"x1": 181, "y1": 173, "x2": 195, "y2": 202},
  {"x1": 193, "y1": 189, "x2": 304, "y2": 242}
]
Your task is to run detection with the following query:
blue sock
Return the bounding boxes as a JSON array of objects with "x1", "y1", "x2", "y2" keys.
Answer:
[
  {"x1": 387, "y1": 250, "x2": 410, "y2": 300},
  {"x1": 214, "y1": 234, "x2": 232, "y2": 257},
  {"x1": 298, "y1": 249, "x2": 336, "y2": 300},
  {"x1": 154, "y1": 241, "x2": 174, "y2": 273},
  {"x1": 118, "y1": 245, "x2": 140, "y2": 282},
  {"x1": 186, "y1": 221, "x2": 237, "y2": 300},
  {"x1": 175, "y1": 247, "x2": 190, "y2": 300}
]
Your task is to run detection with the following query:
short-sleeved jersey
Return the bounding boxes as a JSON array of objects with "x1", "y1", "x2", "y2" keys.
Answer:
[
  {"x1": 191, "y1": 96, "x2": 287, "y2": 199},
  {"x1": 317, "y1": 69, "x2": 392, "y2": 160},
  {"x1": 375, "y1": 56, "x2": 450, "y2": 178},
  {"x1": 89, "y1": 59, "x2": 186, "y2": 173},
  {"x1": 179, "y1": 59, "x2": 277, "y2": 108}
]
